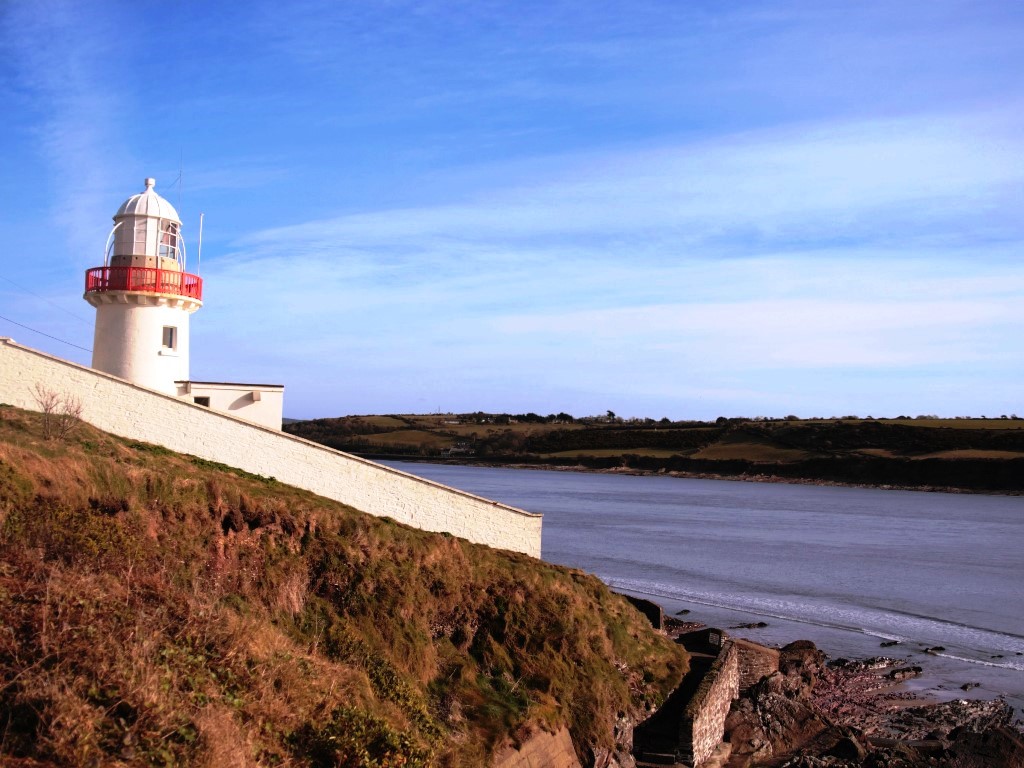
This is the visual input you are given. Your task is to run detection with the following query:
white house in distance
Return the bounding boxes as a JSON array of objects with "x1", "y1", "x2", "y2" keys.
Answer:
[{"x1": 83, "y1": 178, "x2": 284, "y2": 429}]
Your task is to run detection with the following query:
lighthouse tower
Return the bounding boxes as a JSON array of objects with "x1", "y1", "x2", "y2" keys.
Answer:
[{"x1": 84, "y1": 178, "x2": 202, "y2": 394}]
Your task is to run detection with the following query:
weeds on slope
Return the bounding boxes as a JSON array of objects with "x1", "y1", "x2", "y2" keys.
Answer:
[{"x1": 0, "y1": 407, "x2": 686, "y2": 766}]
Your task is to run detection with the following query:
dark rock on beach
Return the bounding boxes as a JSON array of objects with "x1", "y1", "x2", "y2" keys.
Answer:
[
  {"x1": 720, "y1": 640, "x2": 1024, "y2": 768},
  {"x1": 945, "y1": 726, "x2": 1024, "y2": 768},
  {"x1": 885, "y1": 666, "x2": 921, "y2": 681},
  {"x1": 662, "y1": 615, "x2": 707, "y2": 638}
]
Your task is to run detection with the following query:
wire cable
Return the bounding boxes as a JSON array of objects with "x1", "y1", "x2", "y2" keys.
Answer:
[
  {"x1": 0, "y1": 313, "x2": 92, "y2": 353},
  {"x1": 0, "y1": 275, "x2": 92, "y2": 324}
]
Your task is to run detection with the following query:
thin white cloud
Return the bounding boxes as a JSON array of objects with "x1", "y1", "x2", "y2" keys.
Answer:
[
  {"x1": 0, "y1": 2, "x2": 128, "y2": 267},
  {"x1": 238, "y1": 109, "x2": 1023, "y2": 257},
  {"x1": 175, "y1": 160, "x2": 291, "y2": 195},
  {"x1": 492, "y1": 296, "x2": 1021, "y2": 368}
]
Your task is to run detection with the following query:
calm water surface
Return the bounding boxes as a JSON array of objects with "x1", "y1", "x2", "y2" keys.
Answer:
[{"x1": 387, "y1": 462, "x2": 1024, "y2": 712}]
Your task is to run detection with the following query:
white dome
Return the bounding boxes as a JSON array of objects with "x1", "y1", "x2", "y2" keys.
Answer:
[{"x1": 114, "y1": 178, "x2": 180, "y2": 223}]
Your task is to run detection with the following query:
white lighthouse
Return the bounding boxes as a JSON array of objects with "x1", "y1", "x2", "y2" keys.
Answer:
[
  {"x1": 84, "y1": 178, "x2": 284, "y2": 429},
  {"x1": 84, "y1": 178, "x2": 202, "y2": 395}
]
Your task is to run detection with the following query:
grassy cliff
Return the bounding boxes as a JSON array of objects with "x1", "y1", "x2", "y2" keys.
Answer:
[{"x1": 0, "y1": 406, "x2": 686, "y2": 766}]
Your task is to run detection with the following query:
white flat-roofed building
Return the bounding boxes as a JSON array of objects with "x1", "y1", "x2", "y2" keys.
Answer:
[{"x1": 176, "y1": 380, "x2": 285, "y2": 431}]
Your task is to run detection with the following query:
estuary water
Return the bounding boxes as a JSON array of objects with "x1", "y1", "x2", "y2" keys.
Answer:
[{"x1": 385, "y1": 462, "x2": 1024, "y2": 713}]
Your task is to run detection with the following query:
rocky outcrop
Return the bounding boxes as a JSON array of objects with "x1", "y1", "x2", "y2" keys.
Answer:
[
  {"x1": 493, "y1": 727, "x2": 583, "y2": 768},
  {"x1": 724, "y1": 668, "x2": 832, "y2": 765},
  {"x1": 945, "y1": 725, "x2": 1024, "y2": 768},
  {"x1": 776, "y1": 725, "x2": 1024, "y2": 768},
  {"x1": 591, "y1": 711, "x2": 642, "y2": 768},
  {"x1": 721, "y1": 640, "x2": 1024, "y2": 768}
]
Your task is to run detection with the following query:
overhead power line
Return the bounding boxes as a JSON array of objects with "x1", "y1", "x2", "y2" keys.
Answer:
[
  {"x1": 0, "y1": 275, "x2": 92, "y2": 324},
  {"x1": 0, "y1": 313, "x2": 92, "y2": 353}
]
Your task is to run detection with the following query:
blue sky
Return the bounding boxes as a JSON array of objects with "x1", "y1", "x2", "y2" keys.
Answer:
[{"x1": 1, "y1": 0, "x2": 1022, "y2": 420}]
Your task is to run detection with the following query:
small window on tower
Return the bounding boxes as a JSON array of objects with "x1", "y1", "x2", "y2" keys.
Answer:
[
  {"x1": 162, "y1": 326, "x2": 177, "y2": 350},
  {"x1": 193, "y1": 397, "x2": 211, "y2": 407}
]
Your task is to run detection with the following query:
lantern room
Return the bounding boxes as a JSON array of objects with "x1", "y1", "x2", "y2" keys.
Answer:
[
  {"x1": 109, "y1": 177, "x2": 184, "y2": 271},
  {"x1": 84, "y1": 178, "x2": 201, "y2": 395}
]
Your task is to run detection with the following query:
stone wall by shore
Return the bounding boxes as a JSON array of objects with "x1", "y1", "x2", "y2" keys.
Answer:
[
  {"x1": 733, "y1": 638, "x2": 780, "y2": 694},
  {"x1": 682, "y1": 640, "x2": 740, "y2": 765}
]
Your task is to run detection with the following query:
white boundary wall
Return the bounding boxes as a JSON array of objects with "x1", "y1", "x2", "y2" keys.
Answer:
[{"x1": 0, "y1": 338, "x2": 542, "y2": 557}]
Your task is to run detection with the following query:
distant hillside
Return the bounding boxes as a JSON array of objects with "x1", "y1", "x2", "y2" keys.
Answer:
[
  {"x1": 0, "y1": 406, "x2": 685, "y2": 766},
  {"x1": 285, "y1": 413, "x2": 1024, "y2": 493}
]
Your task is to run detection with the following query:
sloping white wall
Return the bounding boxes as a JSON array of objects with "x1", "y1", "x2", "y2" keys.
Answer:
[{"x1": 0, "y1": 338, "x2": 541, "y2": 557}]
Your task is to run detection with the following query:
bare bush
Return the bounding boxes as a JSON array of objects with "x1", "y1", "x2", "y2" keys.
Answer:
[{"x1": 32, "y1": 384, "x2": 83, "y2": 441}]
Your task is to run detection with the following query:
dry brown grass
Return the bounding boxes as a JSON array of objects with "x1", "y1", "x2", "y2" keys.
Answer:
[
  {"x1": 351, "y1": 429, "x2": 455, "y2": 449},
  {"x1": 909, "y1": 449, "x2": 1024, "y2": 460},
  {"x1": 448, "y1": 422, "x2": 588, "y2": 436},
  {"x1": 542, "y1": 448, "x2": 687, "y2": 459},
  {"x1": 354, "y1": 415, "x2": 410, "y2": 429},
  {"x1": 0, "y1": 406, "x2": 686, "y2": 767},
  {"x1": 692, "y1": 442, "x2": 813, "y2": 462},
  {"x1": 873, "y1": 418, "x2": 1024, "y2": 430}
]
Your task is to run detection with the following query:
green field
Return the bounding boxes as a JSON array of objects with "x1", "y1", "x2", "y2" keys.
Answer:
[
  {"x1": 691, "y1": 442, "x2": 814, "y2": 462},
  {"x1": 910, "y1": 449, "x2": 1024, "y2": 460},
  {"x1": 823, "y1": 418, "x2": 1024, "y2": 430},
  {"x1": 542, "y1": 448, "x2": 686, "y2": 459},
  {"x1": 355, "y1": 415, "x2": 411, "y2": 429},
  {"x1": 353, "y1": 429, "x2": 456, "y2": 449}
]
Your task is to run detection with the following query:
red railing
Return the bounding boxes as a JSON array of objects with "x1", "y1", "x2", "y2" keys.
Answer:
[{"x1": 85, "y1": 266, "x2": 203, "y2": 301}]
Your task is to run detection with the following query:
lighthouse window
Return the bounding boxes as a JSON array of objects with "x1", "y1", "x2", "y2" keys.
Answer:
[
  {"x1": 162, "y1": 326, "x2": 177, "y2": 350},
  {"x1": 159, "y1": 222, "x2": 179, "y2": 260},
  {"x1": 134, "y1": 219, "x2": 148, "y2": 252}
]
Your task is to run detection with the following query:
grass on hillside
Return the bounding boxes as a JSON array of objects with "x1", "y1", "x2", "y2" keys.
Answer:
[
  {"x1": 690, "y1": 442, "x2": 814, "y2": 462},
  {"x1": 350, "y1": 429, "x2": 456, "y2": 449},
  {"x1": 0, "y1": 406, "x2": 686, "y2": 767},
  {"x1": 810, "y1": 418, "x2": 1024, "y2": 430},
  {"x1": 542, "y1": 449, "x2": 688, "y2": 459},
  {"x1": 441, "y1": 422, "x2": 589, "y2": 438},
  {"x1": 357, "y1": 416, "x2": 412, "y2": 429},
  {"x1": 889, "y1": 418, "x2": 1024, "y2": 429},
  {"x1": 908, "y1": 449, "x2": 1024, "y2": 460}
]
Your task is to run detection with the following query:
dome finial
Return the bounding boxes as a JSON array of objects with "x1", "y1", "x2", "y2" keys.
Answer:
[{"x1": 144, "y1": 177, "x2": 156, "y2": 191}]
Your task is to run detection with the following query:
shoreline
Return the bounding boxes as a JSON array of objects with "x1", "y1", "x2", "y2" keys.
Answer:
[
  {"x1": 613, "y1": 585, "x2": 1024, "y2": 728},
  {"x1": 658, "y1": 618, "x2": 1024, "y2": 765},
  {"x1": 381, "y1": 457, "x2": 1024, "y2": 720},
  {"x1": 377, "y1": 455, "x2": 1024, "y2": 497}
]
